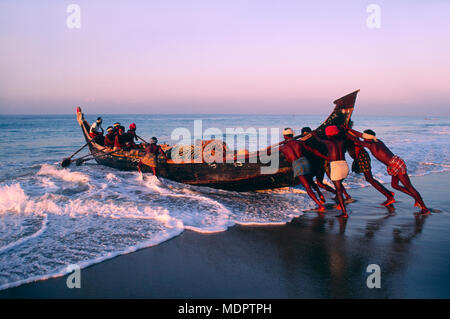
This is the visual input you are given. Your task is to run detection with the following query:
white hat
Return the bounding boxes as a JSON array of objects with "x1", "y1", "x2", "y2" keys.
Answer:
[{"x1": 282, "y1": 128, "x2": 294, "y2": 136}]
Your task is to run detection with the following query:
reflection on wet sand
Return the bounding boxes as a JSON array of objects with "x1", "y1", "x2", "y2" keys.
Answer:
[{"x1": 270, "y1": 203, "x2": 429, "y2": 298}]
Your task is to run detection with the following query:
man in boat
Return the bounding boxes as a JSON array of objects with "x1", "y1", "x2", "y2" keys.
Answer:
[
  {"x1": 124, "y1": 123, "x2": 140, "y2": 149},
  {"x1": 89, "y1": 117, "x2": 104, "y2": 145},
  {"x1": 138, "y1": 137, "x2": 169, "y2": 175},
  {"x1": 104, "y1": 126, "x2": 115, "y2": 148},
  {"x1": 113, "y1": 126, "x2": 129, "y2": 151},
  {"x1": 112, "y1": 122, "x2": 121, "y2": 135},
  {"x1": 311, "y1": 126, "x2": 350, "y2": 218},
  {"x1": 345, "y1": 122, "x2": 395, "y2": 206},
  {"x1": 301, "y1": 127, "x2": 337, "y2": 202},
  {"x1": 280, "y1": 128, "x2": 329, "y2": 212},
  {"x1": 345, "y1": 127, "x2": 430, "y2": 214}
]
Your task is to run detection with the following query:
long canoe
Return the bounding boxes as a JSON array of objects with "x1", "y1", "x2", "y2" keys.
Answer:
[{"x1": 76, "y1": 90, "x2": 359, "y2": 191}]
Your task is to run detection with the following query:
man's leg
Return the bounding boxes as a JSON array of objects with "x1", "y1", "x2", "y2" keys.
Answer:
[
  {"x1": 298, "y1": 175, "x2": 325, "y2": 211},
  {"x1": 391, "y1": 175, "x2": 414, "y2": 197},
  {"x1": 308, "y1": 175, "x2": 325, "y2": 203},
  {"x1": 333, "y1": 180, "x2": 347, "y2": 218},
  {"x1": 341, "y1": 183, "x2": 352, "y2": 201},
  {"x1": 316, "y1": 168, "x2": 336, "y2": 194},
  {"x1": 364, "y1": 170, "x2": 395, "y2": 205},
  {"x1": 397, "y1": 173, "x2": 429, "y2": 214}
]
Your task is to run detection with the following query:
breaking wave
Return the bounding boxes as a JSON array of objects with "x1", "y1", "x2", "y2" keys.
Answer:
[{"x1": 0, "y1": 164, "x2": 311, "y2": 291}]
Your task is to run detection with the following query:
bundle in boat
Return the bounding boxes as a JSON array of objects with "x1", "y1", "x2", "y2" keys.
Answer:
[{"x1": 170, "y1": 139, "x2": 230, "y2": 163}]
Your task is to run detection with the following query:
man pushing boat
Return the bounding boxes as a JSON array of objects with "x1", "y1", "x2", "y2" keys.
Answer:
[
  {"x1": 311, "y1": 126, "x2": 350, "y2": 218},
  {"x1": 301, "y1": 126, "x2": 337, "y2": 202},
  {"x1": 345, "y1": 126, "x2": 430, "y2": 215},
  {"x1": 345, "y1": 121, "x2": 395, "y2": 206},
  {"x1": 280, "y1": 128, "x2": 329, "y2": 212}
]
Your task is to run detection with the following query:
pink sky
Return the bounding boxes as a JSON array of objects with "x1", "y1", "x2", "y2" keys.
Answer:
[{"x1": 0, "y1": 0, "x2": 449, "y2": 115}]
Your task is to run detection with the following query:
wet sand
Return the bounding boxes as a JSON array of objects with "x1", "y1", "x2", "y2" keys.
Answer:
[{"x1": 1, "y1": 172, "x2": 449, "y2": 298}]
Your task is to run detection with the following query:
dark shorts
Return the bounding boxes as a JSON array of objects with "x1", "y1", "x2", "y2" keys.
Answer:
[
  {"x1": 352, "y1": 148, "x2": 371, "y2": 174},
  {"x1": 292, "y1": 157, "x2": 310, "y2": 177}
]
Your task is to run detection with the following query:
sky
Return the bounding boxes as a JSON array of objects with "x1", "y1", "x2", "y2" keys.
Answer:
[{"x1": 0, "y1": 0, "x2": 449, "y2": 115}]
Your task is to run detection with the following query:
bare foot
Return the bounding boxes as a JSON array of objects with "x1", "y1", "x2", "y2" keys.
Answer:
[
  {"x1": 335, "y1": 213, "x2": 348, "y2": 218},
  {"x1": 420, "y1": 208, "x2": 431, "y2": 215},
  {"x1": 317, "y1": 205, "x2": 326, "y2": 212},
  {"x1": 382, "y1": 197, "x2": 396, "y2": 206}
]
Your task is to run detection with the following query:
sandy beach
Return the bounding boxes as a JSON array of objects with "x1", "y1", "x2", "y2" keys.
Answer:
[{"x1": 1, "y1": 171, "x2": 449, "y2": 299}]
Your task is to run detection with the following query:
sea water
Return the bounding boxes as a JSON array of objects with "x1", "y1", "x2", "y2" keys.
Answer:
[{"x1": 0, "y1": 114, "x2": 449, "y2": 290}]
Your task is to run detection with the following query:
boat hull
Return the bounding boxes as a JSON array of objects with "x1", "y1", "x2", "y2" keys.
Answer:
[{"x1": 75, "y1": 90, "x2": 358, "y2": 191}]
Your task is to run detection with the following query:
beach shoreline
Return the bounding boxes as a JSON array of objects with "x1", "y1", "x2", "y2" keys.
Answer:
[{"x1": 1, "y1": 171, "x2": 449, "y2": 299}]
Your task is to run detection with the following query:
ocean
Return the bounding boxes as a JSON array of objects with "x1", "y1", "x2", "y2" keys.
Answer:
[{"x1": 0, "y1": 113, "x2": 449, "y2": 290}]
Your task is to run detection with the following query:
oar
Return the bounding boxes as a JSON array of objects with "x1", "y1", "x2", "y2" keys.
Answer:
[
  {"x1": 75, "y1": 149, "x2": 120, "y2": 166},
  {"x1": 136, "y1": 134, "x2": 148, "y2": 144},
  {"x1": 61, "y1": 138, "x2": 94, "y2": 167},
  {"x1": 75, "y1": 147, "x2": 108, "y2": 165}
]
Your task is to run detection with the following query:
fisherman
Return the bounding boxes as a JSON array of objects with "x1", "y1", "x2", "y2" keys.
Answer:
[
  {"x1": 104, "y1": 126, "x2": 115, "y2": 148},
  {"x1": 113, "y1": 126, "x2": 128, "y2": 151},
  {"x1": 127, "y1": 123, "x2": 139, "y2": 141},
  {"x1": 138, "y1": 137, "x2": 169, "y2": 176},
  {"x1": 345, "y1": 126, "x2": 430, "y2": 214},
  {"x1": 112, "y1": 122, "x2": 121, "y2": 135},
  {"x1": 345, "y1": 122, "x2": 395, "y2": 206},
  {"x1": 311, "y1": 125, "x2": 350, "y2": 218},
  {"x1": 280, "y1": 128, "x2": 329, "y2": 212},
  {"x1": 124, "y1": 123, "x2": 139, "y2": 149},
  {"x1": 301, "y1": 127, "x2": 337, "y2": 202},
  {"x1": 89, "y1": 117, "x2": 104, "y2": 145}
]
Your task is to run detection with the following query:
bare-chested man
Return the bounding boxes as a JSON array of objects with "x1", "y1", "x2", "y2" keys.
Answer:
[
  {"x1": 280, "y1": 128, "x2": 329, "y2": 212},
  {"x1": 345, "y1": 127, "x2": 430, "y2": 214},
  {"x1": 311, "y1": 126, "x2": 350, "y2": 218},
  {"x1": 301, "y1": 127, "x2": 337, "y2": 202},
  {"x1": 345, "y1": 122, "x2": 395, "y2": 206}
]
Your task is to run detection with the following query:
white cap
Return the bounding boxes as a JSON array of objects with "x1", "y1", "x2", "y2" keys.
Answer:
[{"x1": 282, "y1": 128, "x2": 294, "y2": 136}]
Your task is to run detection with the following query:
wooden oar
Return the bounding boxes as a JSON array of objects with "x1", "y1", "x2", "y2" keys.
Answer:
[
  {"x1": 75, "y1": 148, "x2": 120, "y2": 166},
  {"x1": 75, "y1": 147, "x2": 108, "y2": 165},
  {"x1": 135, "y1": 134, "x2": 148, "y2": 144},
  {"x1": 61, "y1": 138, "x2": 94, "y2": 167}
]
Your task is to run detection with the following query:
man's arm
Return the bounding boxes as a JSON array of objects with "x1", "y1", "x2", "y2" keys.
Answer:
[
  {"x1": 347, "y1": 128, "x2": 363, "y2": 138},
  {"x1": 311, "y1": 131, "x2": 327, "y2": 144},
  {"x1": 301, "y1": 143, "x2": 330, "y2": 161},
  {"x1": 345, "y1": 131, "x2": 372, "y2": 148}
]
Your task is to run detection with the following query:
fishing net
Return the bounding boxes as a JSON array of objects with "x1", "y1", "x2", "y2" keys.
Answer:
[{"x1": 170, "y1": 139, "x2": 230, "y2": 163}]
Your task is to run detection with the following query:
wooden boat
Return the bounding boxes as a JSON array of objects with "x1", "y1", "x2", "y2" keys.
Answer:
[{"x1": 76, "y1": 90, "x2": 359, "y2": 191}]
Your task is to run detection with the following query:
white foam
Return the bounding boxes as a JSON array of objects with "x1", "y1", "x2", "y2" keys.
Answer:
[
  {"x1": 0, "y1": 225, "x2": 183, "y2": 291},
  {"x1": 0, "y1": 183, "x2": 28, "y2": 214},
  {"x1": 0, "y1": 214, "x2": 48, "y2": 255},
  {"x1": 39, "y1": 177, "x2": 57, "y2": 189},
  {"x1": 106, "y1": 173, "x2": 120, "y2": 182},
  {"x1": 37, "y1": 164, "x2": 89, "y2": 183}
]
